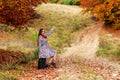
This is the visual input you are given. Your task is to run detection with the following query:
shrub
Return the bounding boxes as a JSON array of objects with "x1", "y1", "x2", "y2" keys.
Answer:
[
  {"x1": 96, "y1": 34, "x2": 120, "y2": 61},
  {"x1": 81, "y1": 0, "x2": 120, "y2": 29},
  {"x1": 0, "y1": 0, "x2": 48, "y2": 28}
]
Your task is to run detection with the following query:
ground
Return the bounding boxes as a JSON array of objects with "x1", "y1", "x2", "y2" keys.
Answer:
[{"x1": 0, "y1": 3, "x2": 120, "y2": 80}]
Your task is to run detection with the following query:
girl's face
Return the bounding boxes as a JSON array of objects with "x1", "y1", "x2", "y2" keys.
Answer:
[{"x1": 42, "y1": 30, "x2": 45, "y2": 34}]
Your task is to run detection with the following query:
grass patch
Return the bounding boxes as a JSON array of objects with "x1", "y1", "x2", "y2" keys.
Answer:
[
  {"x1": 97, "y1": 33, "x2": 120, "y2": 62},
  {"x1": 0, "y1": 71, "x2": 19, "y2": 80},
  {"x1": 0, "y1": 50, "x2": 38, "y2": 80},
  {"x1": 50, "y1": 0, "x2": 80, "y2": 5},
  {"x1": 1, "y1": 63, "x2": 19, "y2": 70},
  {"x1": 20, "y1": 50, "x2": 38, "y2": 64}
]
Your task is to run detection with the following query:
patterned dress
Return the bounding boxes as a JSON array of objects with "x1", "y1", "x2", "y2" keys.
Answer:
[{"x1": 38, "y1": 28, "x2": 57, "y2": 58}]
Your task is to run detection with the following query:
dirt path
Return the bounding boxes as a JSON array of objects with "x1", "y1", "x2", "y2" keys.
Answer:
[
  {"x1": 59, "y1": 22, "x2": 120, "y2": 80},
  {"x1": 61, "y1": 22, "x2": 102, "y2": 59}
]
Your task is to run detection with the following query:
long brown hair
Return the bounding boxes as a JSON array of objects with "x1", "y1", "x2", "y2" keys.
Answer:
[
  {"x1": 38, "y1": 28, "x2": 43, "y2": 46},
  {"x1": 38, "y1": 28, "x2": 43, "y2": 36}
]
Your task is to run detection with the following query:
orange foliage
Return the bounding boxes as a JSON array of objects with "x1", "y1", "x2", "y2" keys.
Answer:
[
  {"x1": 0, "y1": 0, "x2": 48, "y2": 28},
  {"x1": 81, "y1": 0, "x2": 120, "y2": 29},
  {"x1": 80, "y1": 0, "x2": 103, "y2": 8}
]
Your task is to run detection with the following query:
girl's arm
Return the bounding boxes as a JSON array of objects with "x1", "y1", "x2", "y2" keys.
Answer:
[{"x1": 45, "y1": 27, "x2": 55, "y2": 36}]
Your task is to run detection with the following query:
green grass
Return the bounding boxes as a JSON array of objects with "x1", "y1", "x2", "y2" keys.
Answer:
[
  {"x1": 0, "y1": 71, "x2": 19, "y2": 80},
  {"x1": 1, "y1": 63, "x2": 19, "y2": 70},
  {"x1": 96, "y1": 34, "x2": 120, "y2": 62},
  {"x1": 50, "y1": 0, "x2": 59, "y2": 3},
  {"x1": 83, "y1": 69, "x2": 99, "y2": 80},
  {"x1": 50, "y1": 0, "x2": 80, "y2": 5}
]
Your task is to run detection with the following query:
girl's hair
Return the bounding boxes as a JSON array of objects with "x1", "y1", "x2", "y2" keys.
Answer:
[
  {"x1": 38, "y1": 28, "x2": 43, "y2": 46},
  {"x1": 38, "y1": 28, "x2": 43, "y2": 36}
]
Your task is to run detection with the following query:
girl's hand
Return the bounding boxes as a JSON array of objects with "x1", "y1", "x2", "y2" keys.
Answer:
[{"x1": 51, "y1": 27, "x2": 55, "y2": 31}]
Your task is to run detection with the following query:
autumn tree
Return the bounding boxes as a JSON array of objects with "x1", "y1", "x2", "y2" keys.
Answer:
[
  {"x1": 0, "y1": 0, "x2": 48, "y2": 28},
  {"x1": 81, "y1": 0, "x2": 120, "y2": 29}
]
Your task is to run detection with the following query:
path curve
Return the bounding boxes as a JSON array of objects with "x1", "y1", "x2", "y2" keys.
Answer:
[
  {"x1": 59, "y1": 22, "x2": 120, "y2": 80},
  {"x1": 61, "y1": 22, "x2": 102, "y2": 59}
]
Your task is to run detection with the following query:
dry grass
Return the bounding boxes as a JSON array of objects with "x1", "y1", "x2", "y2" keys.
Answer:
[{"x1": 97, "y1": 30, "x2": 120, "y2": 62}]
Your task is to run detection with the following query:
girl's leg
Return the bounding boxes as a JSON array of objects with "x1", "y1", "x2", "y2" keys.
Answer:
[
  {"x1": 47, "y1": 55, "x2": 57, "y2": 68},
  {"x1": 48, "y1": 54, "x2": 56, "y2": 63},
  {"x1": 51, "y1": 54, "x2": 57, "y2": 68},
  {"x1": 53, "y1": 54, "x2": 56, "y2": 62},
  {"x1": 48, "y1": 57, "x2": 53, "y2": 64}
]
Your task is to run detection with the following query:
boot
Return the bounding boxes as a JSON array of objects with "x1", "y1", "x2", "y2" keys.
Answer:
[
  {"x1": 44, "y1": 64, "x2": 50, "y2": 68},
  {"x1": 51, "y1": 62, "x2": 57, "y2": 68}
]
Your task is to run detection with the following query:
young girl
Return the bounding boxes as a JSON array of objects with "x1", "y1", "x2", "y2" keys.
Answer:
[{"x1": 38, "y1": 27, "x2": 57, "y2": 68}]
